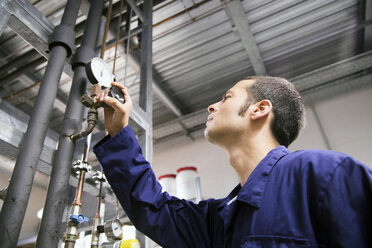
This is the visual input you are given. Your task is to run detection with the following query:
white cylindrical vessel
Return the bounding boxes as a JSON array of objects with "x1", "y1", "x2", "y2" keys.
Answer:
[
  {"x1": 176, "y1": 167, "x2": 201, "y2": 202},
  {"x1": 158, "y1": 174, "x2": 177, "y2": 196}
]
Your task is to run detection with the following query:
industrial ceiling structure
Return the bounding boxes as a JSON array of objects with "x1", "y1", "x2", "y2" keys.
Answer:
[{"x1": 0, "y1": 0, "x2": 371, "y2": 246}]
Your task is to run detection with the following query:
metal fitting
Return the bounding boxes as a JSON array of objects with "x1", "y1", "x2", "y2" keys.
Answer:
[
  {"x1": 92, "y1": 171, "x2": 106, "y2": 183},
  {"x1": 72, "y1": 160, "x2": 91, "y2": 173},
  {"x1": 69, "y1": 214, "x2": 89, "y2": 224},
  {"x1": 81, "y1": 94, "x2": 95, "y2": 108}
]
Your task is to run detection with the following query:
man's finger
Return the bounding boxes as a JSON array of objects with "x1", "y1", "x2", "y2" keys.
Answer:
[
  {"x1": 111, "y1": 81, "x2": 125, "y2": 89},
  {"x1": 103, "y1": 94, "x2": 125, "y2": 111},
  {"x1": 98, "y1": 89, "x2": 109, "y2": 103},
  {"x1": 122, "y1": 87, "x2": 132, "y2": 105},
  {"x1": 110, "y1": 82, "x2": 132, "y2": 105}
]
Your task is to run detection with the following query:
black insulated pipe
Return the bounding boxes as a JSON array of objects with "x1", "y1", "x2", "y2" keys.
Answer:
[
  {"x1": 36, "y1": 0, "x2": 104, "y2": 247},
  {"x1": 0, "y1": 0, "x2": 82, "y2": 247}
]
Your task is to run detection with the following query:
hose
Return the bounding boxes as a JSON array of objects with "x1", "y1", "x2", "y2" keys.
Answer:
[{"x1": 70, "y1": 108, "x2": 98, "y2": 141}]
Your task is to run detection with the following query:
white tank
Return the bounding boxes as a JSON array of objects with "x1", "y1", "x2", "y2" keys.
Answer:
[
  {"x1": 176, "y1": 167, "x2": 201, "y2": 202},
  {"x1": 158, "y1": 174, "x2": 176, "y2": 196}
]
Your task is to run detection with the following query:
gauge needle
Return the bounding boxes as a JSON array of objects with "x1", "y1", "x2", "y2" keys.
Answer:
[{"x1": 100, "y1": 70, "x2": 103, "y2": 77}]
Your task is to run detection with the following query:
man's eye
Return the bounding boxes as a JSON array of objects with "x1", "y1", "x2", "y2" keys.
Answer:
[{"x1": 221, "y1": 95, "x2": 230, "y2": 102}]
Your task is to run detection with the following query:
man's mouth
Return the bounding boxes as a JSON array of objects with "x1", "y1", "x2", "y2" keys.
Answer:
[{"x1": 206, "y1": 115, "x2": 213, "y2": 126}]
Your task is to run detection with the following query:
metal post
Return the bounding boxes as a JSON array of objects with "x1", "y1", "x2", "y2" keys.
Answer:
[
  {"x1": 36, "y1": 0, "x2": 104, "y2": 247},
  {"x1": 0, "y1": 0, "x2": 81, "y2": 247},
  {"x1": 138, "y1": 0, "x2": 153, "y2": 163}
]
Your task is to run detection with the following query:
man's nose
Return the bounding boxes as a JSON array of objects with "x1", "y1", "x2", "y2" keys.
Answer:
[{"x1": 208, "y1": 102, "x2": 218, "y2": 113}]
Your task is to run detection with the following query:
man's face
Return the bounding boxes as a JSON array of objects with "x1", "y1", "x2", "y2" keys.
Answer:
[{"x1": 204, "y1": 80, "x2": 254, "y2": 145}]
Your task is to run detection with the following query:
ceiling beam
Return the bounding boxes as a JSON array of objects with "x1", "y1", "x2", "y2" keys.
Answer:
[
  {"x1": 291, "y1": 50, "x2": 372, "y2": 91},
  {"x1": 0, "y1": 57, "x2": 46, "y2": 86},
  {"x1": 126, "y1": 0, "x2": 146, "y2": 23},
  {"x1": 222, "y1": 0, "x2": 267, "y2": 75}
]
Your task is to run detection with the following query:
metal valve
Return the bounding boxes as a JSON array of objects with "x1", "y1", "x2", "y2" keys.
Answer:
[{"x1": 69, "y1": 214, "x2": 89, "y2": 224}]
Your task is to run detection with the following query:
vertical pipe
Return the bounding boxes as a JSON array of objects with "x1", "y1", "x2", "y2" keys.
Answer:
[
  {"x1": 91, "y1": 180, "x2": 103, "y2": 247},
  {"x1": 138, "y1": 2, "x2": 153, "y2": 247},
  {"x1": 100, "y1": 0, "x2": 113, "y2": 59},
  {"x1": 139, "y1": 0, "x2": 153, "y2": 114},
  {"x1": 0, "y1": 1, "x2": 82, "y2": 247},
  {"x1": 138, "y1": 0, "x2": 153, "y2": 163},
  {"x1": 72, "y1": 171, "x2": 86, "y2": 206},
  {"x1": 36, "y1": 1, "x2": 104, "y2": 247}
]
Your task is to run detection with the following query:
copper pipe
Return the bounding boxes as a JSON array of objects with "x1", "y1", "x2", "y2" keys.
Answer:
[
  {"x1": 113, "y1": 0, "x2": 124, "y2": 74},
  {"x1": 95, "y1": 181, "x2": 103, "y2": 218},
  {"x1": 72, "y1": 170, "x2": 86, "y2": 206},
  {"x1": 82, "y1": 134, "x2": 91, "y2": 163},
  {"x1": 100, "y1": 0, "x2": 113, "y2": 59}
]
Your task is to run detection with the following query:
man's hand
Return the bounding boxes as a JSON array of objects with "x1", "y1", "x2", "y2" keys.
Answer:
[{"x1": 97, "y1": 82, "x2": 132, "y2": 137}]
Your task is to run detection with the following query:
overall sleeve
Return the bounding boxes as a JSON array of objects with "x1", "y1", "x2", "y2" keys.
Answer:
[
  {"x1": 321, "y1": 156, "x2": 372, "y2": 247},
  {"x1": 93, "y1": 126, "x2": 222, "y2": 248}
]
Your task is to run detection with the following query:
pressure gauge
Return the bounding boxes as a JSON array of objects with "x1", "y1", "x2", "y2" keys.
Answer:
[
  {"x1": 108, "y1": 86, "x2": 125, "y2": 104},
  {"x1": 86, "y1": 57, "x2": 115, "y2": 88},
  {"x1": 103, "y1": 219, "x2": 123, "y2": 240}
]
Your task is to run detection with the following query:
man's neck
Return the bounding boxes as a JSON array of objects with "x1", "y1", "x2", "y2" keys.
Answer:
[{"x1": 225, "y1": 137, "x2": 279, "y2": 186}]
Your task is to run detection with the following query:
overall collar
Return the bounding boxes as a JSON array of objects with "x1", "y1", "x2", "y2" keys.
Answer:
[
  {"x1": 218, "y1": 146, "x2": 290, "y2": 211},
  {"x1": 237, "y1": 145, "x2": 290, "y2": 207}
]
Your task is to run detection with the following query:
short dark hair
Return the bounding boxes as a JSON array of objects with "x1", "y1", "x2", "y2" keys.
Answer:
[{"x1": 240, "y1": 76, "x2": 305, "y2": 147}]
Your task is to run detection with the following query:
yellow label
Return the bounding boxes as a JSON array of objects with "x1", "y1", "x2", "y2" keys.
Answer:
[{"x1": 120, "y1": 239, "x2": 140, "y2": 248}]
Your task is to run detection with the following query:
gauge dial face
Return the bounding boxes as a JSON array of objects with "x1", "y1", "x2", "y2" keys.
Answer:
[
  {"x1": 105, "y1": 219, "x2": 122, "y2": 239},
  {"x1": 86, "y1": 57, "x2": 114, "y2": 88},
  {"x1": 111, "y1": 219, "x2": 122, "y2": 237}
]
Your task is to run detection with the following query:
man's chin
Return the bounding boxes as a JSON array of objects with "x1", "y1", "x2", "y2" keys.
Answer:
[{"x1": 204, "y1": 129, "x2": 216, "y2": 144}]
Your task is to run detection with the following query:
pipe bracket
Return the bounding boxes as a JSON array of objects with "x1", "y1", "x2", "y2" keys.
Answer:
[
  {"x1": 72, "y1": 45, "x2": 95, "y2": 69},
  {"x1": 48, "y1": 25, "x2": 76, "y2": 57}
]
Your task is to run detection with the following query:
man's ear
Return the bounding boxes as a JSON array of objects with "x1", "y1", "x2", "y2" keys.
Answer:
[{"x1": 251, "y1": 100, "x2": 272, "y2": 120}]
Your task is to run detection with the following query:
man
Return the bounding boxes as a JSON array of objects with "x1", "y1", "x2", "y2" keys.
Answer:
[{"x1": 94, "y1": 77, "x2": 372, "y2": 247}]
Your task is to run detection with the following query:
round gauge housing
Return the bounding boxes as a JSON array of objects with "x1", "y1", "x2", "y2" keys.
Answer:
[
  {"x1": 104, "y1": 219, "x2": 122, "y2": 240},
  {"x1": 108, "y1": 86, "x2": 125, "y2": 104},
  {"x1": 85, "y1": 57, "x2": 114, "y2": 88}
]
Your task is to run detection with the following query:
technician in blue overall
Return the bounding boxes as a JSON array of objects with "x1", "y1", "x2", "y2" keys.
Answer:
[{"x1": 93, "y1": 77, "x2": 372, "y2": 248}]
